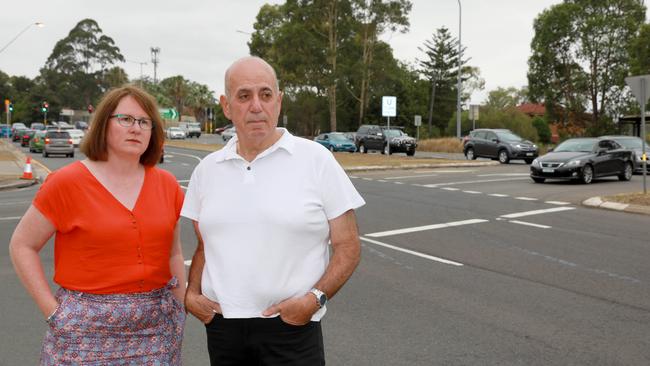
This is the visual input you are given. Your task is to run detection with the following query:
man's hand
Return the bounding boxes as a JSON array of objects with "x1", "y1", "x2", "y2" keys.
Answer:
[
  {"x1": 262, "y1": 293, "x2": 319, "y2": 326},
  {"x1": 185, "y1": 290, "x2": 222, "y2": 324}
]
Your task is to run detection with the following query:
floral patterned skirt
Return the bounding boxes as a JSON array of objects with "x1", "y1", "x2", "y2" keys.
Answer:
[{"x1": 41, "y1": 278, "x2": 186, "y2": 365}]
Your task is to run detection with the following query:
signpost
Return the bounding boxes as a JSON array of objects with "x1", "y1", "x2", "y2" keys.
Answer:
[
  {"x1": 625, "y1": 75, "x2": 649, "y2": 194},
  {"x1": 382, "y1": 96, "x2": 397, "y2": 155},
  {"x1": 469, "y1": 104, "x2": 479, "y2": 130},
  {"x1": 414, "y1": 115, "x2": 422, "y2": 141}
]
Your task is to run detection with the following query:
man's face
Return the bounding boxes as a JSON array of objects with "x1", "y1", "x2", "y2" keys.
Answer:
[{"x1": 221, "y1": 59, "x2": 282, "y2": 145}]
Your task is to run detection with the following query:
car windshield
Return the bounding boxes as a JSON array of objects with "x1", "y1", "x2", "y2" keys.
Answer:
[
  {"x1": 329, "y1": 134, "x2": 351, "y2": 142},
  {"x1": 554, "y1": 138, "x2": 597, "y2": 152},
  {"x1": 384, "y1": 129, "x2": 405, "y2": 138},
  {"x1": 47, "y1": 132, "x2": 70, "y2": 139},
  {"x1": 496, "y1": 131, "x2": 523, "y2": 142}
]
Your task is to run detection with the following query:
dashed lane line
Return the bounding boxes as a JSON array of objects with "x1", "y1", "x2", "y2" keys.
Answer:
[
  {"x1": 366, "y1": 219, "x2": 489, "y2": 238},
  {"x1": 489, "y1": 193, "x2": 509, "y2": 197},
  {"x1": 463, "y1": 190, "x2": 482, "y2": 194},
  {"x1": 441, "y1": 187, "x2": 460, "y2": 191},
  {"x1": 0, "y1": 216, "x2": 22, "y2": 221},
  {"x1": 423, "y1": 177, "x2": 530, "y2": 188},
  {"x1": 508, "y1": 220, "x2": 551, "y2": 229},
  {"x1": 515, "y1": 197, "x2": 538, "y2": 201},
  {"x1": 360, "y1": 236, "x2": 464, "y2": 267},
  {"x1": 545, "y1": 201, "x2": 571, "y2": 205}
]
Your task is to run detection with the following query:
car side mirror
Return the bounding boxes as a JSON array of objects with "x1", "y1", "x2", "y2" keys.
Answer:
[
  {"x1": 492, "y1": 138, "x2": 498, "y2": 143},
  {"x1": 548, "y1": 148, "x2": 554, "y2": 152}
]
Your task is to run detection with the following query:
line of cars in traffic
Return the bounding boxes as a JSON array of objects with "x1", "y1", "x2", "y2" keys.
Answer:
[
  {"x1": 3, "y1": 121, "x2": 87, "y2": 158},
  {"x1": 462, "y1": 128, "x2": 648, "y2": 184}
]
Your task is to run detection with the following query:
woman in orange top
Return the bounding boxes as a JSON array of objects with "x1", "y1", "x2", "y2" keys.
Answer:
[{"x1": 9, "y1": 85, "x2": 186, "y2": 365}]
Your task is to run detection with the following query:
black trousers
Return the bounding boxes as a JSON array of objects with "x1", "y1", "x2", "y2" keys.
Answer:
[{"x1": 205, "y1": 314, "x2": 325, "y2": 366}]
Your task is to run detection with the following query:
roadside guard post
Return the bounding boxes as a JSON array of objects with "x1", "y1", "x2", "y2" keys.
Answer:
[
  {"x1": 382, "y1": 96, "x2": 397, "y2": 155},
  {"x1": 414, "y1": 115, "x2": 422, "y2": 141},
  {"x1": 625, "y1": 75, "x2": 649, "y2": 194}
]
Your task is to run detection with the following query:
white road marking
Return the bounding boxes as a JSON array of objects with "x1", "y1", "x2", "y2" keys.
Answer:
[
  {"x1": 0, "y1": 216, "x2": 22, "y2": 221},
  {"x1": 515, "y1": 197, "x2": 538, "y2": 201},
  {"x1": 180, "y1": 185, "x2": 188, "y2": 190},
  {"x1": 545, "y1": 201, "x2": 571, "y2": 205},
  {"x1": 362, "y1": 178, "x2": 373, "y2": 181},
  {"x1": 0, "y1": 200, "x2": 30, "y2": 206},
  {"x1": 384, "y1": 174, "x2": 438, "y2": 180},
  {"x1": 500, "y1": 207, "x2": 575, "y2": 219},
  {"x1": 166, "y1": 150, "x2": 203, "y2": 162},
  {"x1": 442, "y1": 187, "x2": 460, "y2": 191},
  {"x1": 463, "y1": 190, "x2": 482, "y2": 194},
  {"x1": 349, "y1": 176, "x2": 359, "y2": 179},
  {"x1": 184, "y1": 260, "x2": 192, "y2": 266},
  {"x1": 508, "y1": 220, "x2": 551, "y2": 229},
  {"x1": 360, "y1": 237, "x2": 464, "y2": 267},
  {"x1": 424, "y1": 177, "x2": 530, "y2": 187},
  {"x1": 394, "y1": 182, "x2": 404, "y2": 185},
  {"x1": 177, "y1": 179, "x2": 190, "y2": 183},
  {"x1": 489, "y1": 193, "x2": 509, "y2": 197},
  {"x1": 377, "y1": 179, "x2": 387, "y2": 182},
  {"x1": 477, "y1": 173, "x2": 530, "y2": 177},
  {"x1": 367, "y1": 219, "x2": 489, "y2": 238}
]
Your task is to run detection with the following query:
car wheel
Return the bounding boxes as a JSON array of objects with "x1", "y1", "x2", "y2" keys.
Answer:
[
  {"x1": 532, "y1": 177, "x2": 545, "y2": 183},
  {"x1": 580, "y1": 164, "x2": 593, "y2": 184},
  {"x1": 70, "y1": 152, "x2": 75, "y2": 158},
  {"x1": 498, "y1": 150, "x2": 510, "y2": 164},
  {"x1": 42, "y1": 151, "x2": 48, "y2": 158},
  {"x1": 465, "y1": 148, "x2": 476, "y2": 160},
  {"x1": 329, "y1": 145, "x2": 335, "y2": 152},
  {"x1": 618, "y1": 162, "x2": 633, "y2": 181},
  {"x1": 360, "y1": 144, "x2": 367, "y2": 154},
  {"x1": 406, "y1": 149, "x2": 415, "y2": 157},
  {"x1": 525, "y1": 159, "x2": 534, "y2": 164},
  {"x1": 381, "y1": 144, "x2": 387, "y2": 155}
]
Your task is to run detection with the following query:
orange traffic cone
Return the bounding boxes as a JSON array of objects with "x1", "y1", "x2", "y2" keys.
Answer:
[{"x1": 21, "y1": 157, "x2": 33, "y2": 180}]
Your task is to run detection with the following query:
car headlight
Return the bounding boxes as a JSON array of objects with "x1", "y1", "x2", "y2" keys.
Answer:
[
  {"x1": 510, "y1": 143, "x2": 522, "y2": 149},
  {"x1": 533, "y1": 144, "x2": 538, "y2": 149},
  {"x1": 335, "y1": 144, "x2": 342, "y2": 147},
  {"x1": 566, "y1": 160, "x2": 581, "y2": 166},
  {"x1": 531, "y1": 159, "x2": 540, "y2": 167}
]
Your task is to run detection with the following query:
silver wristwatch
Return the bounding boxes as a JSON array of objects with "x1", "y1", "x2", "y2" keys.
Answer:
[{"x1": 309, "y1": 288, "x2": 327, "y2": 308}]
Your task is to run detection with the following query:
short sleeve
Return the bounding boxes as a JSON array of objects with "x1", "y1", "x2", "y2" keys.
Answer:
[
  {"x1": 317, "y1": 152, "x2": 365, "y2": 220},
  {"x1": 174, "y1": 183, "x2": 184, "y2": 219},
  {"x1": 32, "y1": 171, "x2": 71, "y2": 231},
  {"x1": 181, "y1": 162, "x2": 202, "y2": 221}
]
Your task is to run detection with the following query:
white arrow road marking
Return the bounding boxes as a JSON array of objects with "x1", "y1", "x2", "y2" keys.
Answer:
[
  {"x1": 366, "y1": 219, "x2": 489, "y2": 238},
  {"x1": 360, "y1": 237, "x2": 464, "y2": 267},
  {"x1": 500, "y1": 207, "x2": 575, "y2": 219}
]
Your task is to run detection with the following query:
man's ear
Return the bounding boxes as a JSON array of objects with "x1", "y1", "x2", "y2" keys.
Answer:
[{"x1": 220, "y1": 95, "x2": 230, "y2": 119}]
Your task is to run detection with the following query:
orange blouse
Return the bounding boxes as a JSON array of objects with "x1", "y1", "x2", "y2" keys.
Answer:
[{"x1": 33, "y1": 161, "x2": 184, "y2": 294}]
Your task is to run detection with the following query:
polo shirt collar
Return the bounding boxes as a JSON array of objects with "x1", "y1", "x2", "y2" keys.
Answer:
[{"x1": 214, "y1": 128, "x2": 295, "y2": 163}]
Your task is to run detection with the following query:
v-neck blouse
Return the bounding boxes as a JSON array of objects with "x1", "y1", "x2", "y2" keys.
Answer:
[{"x1": 33, "y1": 161, "x2": 184, "y2": 294}]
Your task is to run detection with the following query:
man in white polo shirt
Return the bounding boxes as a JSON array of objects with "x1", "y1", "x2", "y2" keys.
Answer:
[{"x1": 182, "y1": 56, "x2": 365, "y2": 365}]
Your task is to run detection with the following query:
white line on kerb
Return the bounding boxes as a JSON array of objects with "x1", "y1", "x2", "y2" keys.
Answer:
[
  {"x1": 509, "y1": 220, "x2": 551, "y2": 229},
  {"x1": 360, "y1": 237, "x2": 464, "y2": 267},
  {"x1": 500, "y1": 207, "x2": 575, "y2": 219},
  {"x1": 366, "y1": 219, "x2": 489, "y2": 238}
]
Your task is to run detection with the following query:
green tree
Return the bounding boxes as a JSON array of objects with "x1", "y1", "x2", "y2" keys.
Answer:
[
  {"x1": 160, "y1": 76, "x2": 190, "y2": 120},
  {"x1": 629, "y1": 23, "x2": 650, "y2": 75},
  {"x1": 186, "y1": 81, "x2": 216, "y2": 122},
  {"x1": 42, "y1": 19, "x2": 125, "y2": 109},
  {"x1": 532, "y1": 116, "x2": 551, "y2": 143},
  {"x1": 485, "y1": 87, "x2": 526, "y2": 109},
  {"x1": 528, "y1": 0, "x2": 646, "y2": 130}
]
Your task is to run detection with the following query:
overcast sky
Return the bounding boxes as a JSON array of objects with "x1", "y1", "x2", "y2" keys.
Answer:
[{"x1": 1, "y1": 1, "x2": 646, "y2": 105}]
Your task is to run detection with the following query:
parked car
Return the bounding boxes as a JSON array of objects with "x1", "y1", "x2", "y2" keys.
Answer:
[
  {"x1": 42, "y1": 130, "x2": 74, "y2": 158},
  {"x1": 31, "y1": 122, "x2": 46, "y2": 131},
  {"x1": 74, "y1": 121, "x2": 89, "y2": 131},
  {"x1": 314, "y1": 132, "x2": 357, "y2": 152},
  {"x1": 222, "y1": 127, "x2": 236, "y2": 142},
  {"x1": 355, "y1": 124, "x2": 417, "y2": 156},
  {"x1": 530, "y1": 138, "x2": 633, "y2": 184},
  {"x1": 29, "y1": 130, "x2": 47, "y2": 153},
  {"x1": 0, "y1": 124, "x2": 11, "y2": 138},
  {"x1": 463, "y1": 129, "x2": 538, "y2": 164},
  {"x1": 67, "y1": 129, "x2": 85, "y2": 146},
  {"x1": 166, "y1": 127, "x2": 186, "y2": 139},
  {"x1": 20, "y1": 129, "x2": 36, "y2": 147},
  {"x1": 214, "y1": 123, "x2": 233, "y2": 135},
  {"x1": 600, "y1": 135, "x2": 650, "y2": 174},
  {"x1": 179, "y1": 121, "x2": 201, "y2": 138}
]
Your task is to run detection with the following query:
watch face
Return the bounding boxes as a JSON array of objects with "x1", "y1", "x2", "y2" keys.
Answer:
[{"x1": 318, "y1": 294, "x2": 327, "y2": 306}]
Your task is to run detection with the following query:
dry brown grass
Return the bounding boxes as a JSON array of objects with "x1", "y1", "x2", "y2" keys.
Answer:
[
  {"x1": 417, "y1": 137, "x2": 464, "y2": 153},
  {"x1": 603, "y1": 192, "x2": 650, "y2": 206}
]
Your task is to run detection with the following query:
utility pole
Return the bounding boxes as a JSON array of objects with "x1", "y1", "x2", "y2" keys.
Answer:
[
  {"x1": 150, "y1": 47, "x2": 160, "y2": 84},
  {"x1": 127, "y1": 59, "x2": 147, "y2": 87}
]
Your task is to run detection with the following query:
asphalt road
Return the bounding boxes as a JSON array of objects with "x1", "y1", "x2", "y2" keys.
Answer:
[{"x1": 1, "y1": 142, "x2": 649, "y2": 365}]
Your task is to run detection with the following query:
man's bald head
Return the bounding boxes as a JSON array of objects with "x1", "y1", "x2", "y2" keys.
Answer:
[{"x1": 224, "y1": 56, "x2": 280, "y2": 99}]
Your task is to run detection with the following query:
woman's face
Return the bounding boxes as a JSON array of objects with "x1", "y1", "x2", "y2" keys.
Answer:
[{"x1": 106, "y1": 96, "x2": 152, "y2": 160}]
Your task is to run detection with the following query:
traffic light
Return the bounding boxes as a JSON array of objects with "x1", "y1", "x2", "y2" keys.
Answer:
[
  {"x1": 42, "y1": 101, "x2": 49, "y2": 113},
  {"x1": 8, "y1": 103, "x2": 13, "y2": 113}
]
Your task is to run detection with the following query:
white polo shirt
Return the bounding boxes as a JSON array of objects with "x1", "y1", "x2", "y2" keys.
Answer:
[{"x1": 181, "y1": 128, "x2": 365, "y2": 320}]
